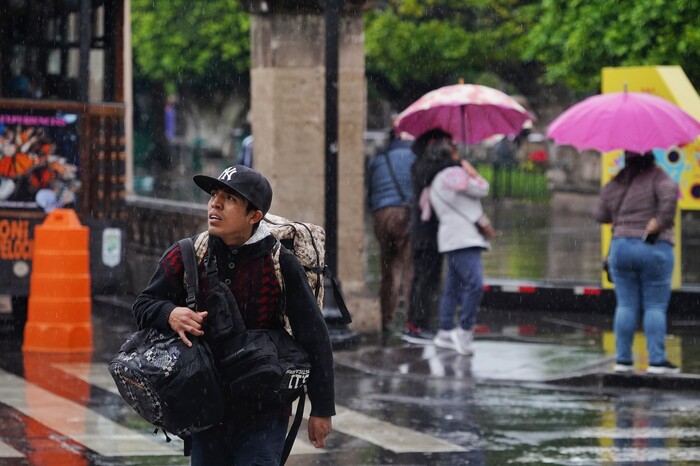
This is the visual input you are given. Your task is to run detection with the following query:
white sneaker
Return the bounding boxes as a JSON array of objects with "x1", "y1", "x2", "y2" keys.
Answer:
[
  {"x1": 451, "y1": 328, "x2": 474, "y2": 356},
  {"x1": 647, "y1": 361, "x2": 680, "y2": 375},
  {"x1": 433, "y1": 330, "x2": 456, "y2": 350},
  {"x1": 614, "y1": 362, "x2": 634, "y2": 373}
]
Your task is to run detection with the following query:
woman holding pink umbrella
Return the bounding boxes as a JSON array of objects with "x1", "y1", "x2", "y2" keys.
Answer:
[
  {"x1": 549, "y1": 91, "x2": 700, "y2": 375},
  {"x1": 594, "y1": 151, "x2": 679, "y2": 374}
]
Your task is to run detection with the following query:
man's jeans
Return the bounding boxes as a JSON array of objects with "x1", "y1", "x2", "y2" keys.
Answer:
[
  {"x1": 609, "y1": 237, "x2": 674, "y2": 365},
  {"x1": 190, "y1": 415, "x2": 288, "y2": 466},
  {"x1": 438, "y1": 248, "x2": 484, "y2": 331}
]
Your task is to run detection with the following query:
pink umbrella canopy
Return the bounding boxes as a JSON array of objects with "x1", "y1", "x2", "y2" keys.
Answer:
[
  {"x1": 547, "y1": 91, "x2": 700, "y2": 153},
  {"x1": 394, "y1": 84, "x2": 535, "y2": 145}
]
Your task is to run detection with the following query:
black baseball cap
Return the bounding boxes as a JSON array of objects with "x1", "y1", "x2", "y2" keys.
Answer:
[{"x1": 193, "y1": 165, "x2": 273, "y2": 214}]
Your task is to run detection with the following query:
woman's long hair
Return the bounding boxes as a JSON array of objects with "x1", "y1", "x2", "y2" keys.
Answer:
[
  {"x1": 411, "y1": 130, "x2": 458, "y2": 191},
  {"x1": 615, "y1": 151, "x2": 656, "y2": 185}
]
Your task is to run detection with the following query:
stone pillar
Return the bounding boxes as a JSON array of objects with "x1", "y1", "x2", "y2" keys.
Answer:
[{"x1": 246, "y1": 2, "x2": 378, "y2": 332}]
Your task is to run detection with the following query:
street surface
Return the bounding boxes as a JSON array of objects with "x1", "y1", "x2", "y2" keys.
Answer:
[{"x1": 1, "y1": 301, "x2": 700, "y2": 465}]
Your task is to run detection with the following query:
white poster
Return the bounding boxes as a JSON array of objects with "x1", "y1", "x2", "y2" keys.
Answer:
[{"x1": 102, "y1": 228, "x2": 122, "y2": 268}]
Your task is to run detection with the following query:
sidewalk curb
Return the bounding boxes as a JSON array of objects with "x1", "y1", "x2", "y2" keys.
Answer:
[{"x1": 547, "y1": 371, "x2": 700, "y2": 392}]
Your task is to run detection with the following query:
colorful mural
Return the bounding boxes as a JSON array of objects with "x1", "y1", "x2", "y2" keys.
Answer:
[{"x1": 0, "y1": 112, "x2": 80, "y2": 212}]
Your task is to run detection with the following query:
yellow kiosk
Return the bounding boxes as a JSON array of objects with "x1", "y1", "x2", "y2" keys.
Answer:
[{"x1": 599, "y1": 66, "x2": 700, "y2": 370}]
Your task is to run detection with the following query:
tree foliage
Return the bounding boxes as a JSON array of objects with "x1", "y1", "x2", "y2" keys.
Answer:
[
  {"x1": 131, "y1": 0, "x2": 700, "y2": 111},
  {"x1": 524, "y1": 0, "x2": 700, "y2": 93},
  {"x1": 364, "y1": 0, "x2": 538, "y2": 107},
  {"x1": 131, "y1": 0, "x2": 250, "y2": 91}
]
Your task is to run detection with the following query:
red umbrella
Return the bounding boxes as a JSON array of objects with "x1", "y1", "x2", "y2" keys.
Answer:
[
  {"x1": 547, "y1": 91, "x2": 700, "y2": 153},
  {"x1": 395, "y1": 84, "x2": 535, "y2": 145}
]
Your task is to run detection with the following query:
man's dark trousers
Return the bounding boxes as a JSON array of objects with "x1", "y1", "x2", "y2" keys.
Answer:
[{"x1": 373, "y1": 206, "x2": 413, "y2": 330}]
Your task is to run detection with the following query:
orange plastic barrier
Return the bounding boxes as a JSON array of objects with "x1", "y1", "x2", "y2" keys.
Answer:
[{"x1": 23, "y1": 208, "x2": 92, "y2": 352}]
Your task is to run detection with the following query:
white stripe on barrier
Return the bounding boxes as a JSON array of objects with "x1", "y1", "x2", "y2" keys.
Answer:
[
  {"x1": 0, "y1": 440, "x2": 23, "y2": 459},
  {"x1": 500, "y1": 285, "x2": 522, "y2": 293}
]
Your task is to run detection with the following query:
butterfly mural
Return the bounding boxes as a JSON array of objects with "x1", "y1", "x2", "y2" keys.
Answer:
[{"x1": 0, "y1": 123, "x2": 79, "y2": 205}]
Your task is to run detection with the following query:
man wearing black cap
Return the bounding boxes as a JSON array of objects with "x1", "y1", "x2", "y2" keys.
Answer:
[{"x1": 133, "y1": 165, "x2": 335, "y2": 464}]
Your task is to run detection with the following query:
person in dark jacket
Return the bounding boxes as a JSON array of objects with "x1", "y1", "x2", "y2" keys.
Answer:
[
  {"x1": 402, "y1": 129, "x2": 461, "y2": 343},
  {"x1": 133, "y1": 165, "x2": 335, "y2": 465},
  {"x1": 367, "y1": 129, "x2": 415, "y2": 334}
]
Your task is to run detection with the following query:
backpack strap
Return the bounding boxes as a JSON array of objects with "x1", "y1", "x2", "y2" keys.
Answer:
[
  {"x1": 280, "y1": 390, "x2": 305, "y2": 465},
  {"x1": 272, "y1": 240, "x2": 285, "y2": 297},
  {"x1": 177, "y1": 237, "x2": 198, "y2": 457},
  {"x1": 178, "y1": 237, "x2": 198, "y2": 310},
  {"x1": 271, "y1": 239, "x2": 292, "y2": 330},
  {"x1": 324, "y1": 266, "x2": 353, "y2": 325},
  {"x1": 194, "y1": 231, "x2": 209, "y2": 265}
]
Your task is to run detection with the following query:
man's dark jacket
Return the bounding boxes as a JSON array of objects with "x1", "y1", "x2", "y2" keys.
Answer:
[{"x1": 132, "y1": 227, "x2": 336, "y2": 421}]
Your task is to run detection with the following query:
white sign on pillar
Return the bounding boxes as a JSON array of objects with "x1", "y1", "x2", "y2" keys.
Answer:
[{"x1": 102, "y1": 228, "x2": 122, "y2": 268}]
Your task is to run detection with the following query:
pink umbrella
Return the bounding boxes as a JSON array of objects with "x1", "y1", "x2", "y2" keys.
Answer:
[
  {"x1": 547, "y1": 91, "x2": 700, "y2": 153},
  {"x1": 395, "y1": 84, "x2": 535, "y2": 145}
]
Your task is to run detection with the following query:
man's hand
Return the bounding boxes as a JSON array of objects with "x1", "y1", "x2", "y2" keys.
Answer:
[
  {"x1": 307, "y1": 416, "x2": 332, "y2": 448},
  {"x1": 168, "y1": 307, "x2": 208, "y2": 347}
]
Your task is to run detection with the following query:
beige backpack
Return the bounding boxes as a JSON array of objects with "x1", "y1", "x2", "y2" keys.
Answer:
[{"x1": 193, "y1": 213, "x2": 350, "y2": 323}]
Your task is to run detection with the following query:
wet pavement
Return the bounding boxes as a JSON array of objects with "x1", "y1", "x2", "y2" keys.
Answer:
[{"x1": 1, "y1": 299, "x2": 700, "y2": 465}]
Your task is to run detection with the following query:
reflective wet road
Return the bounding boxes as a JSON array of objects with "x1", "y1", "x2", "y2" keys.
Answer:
[{"x1": 1, "y1": 302, "x2": 700, "y2": 465}]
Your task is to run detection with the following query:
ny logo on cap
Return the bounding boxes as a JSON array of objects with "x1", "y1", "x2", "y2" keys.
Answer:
[{"x1": 219, "y1": 167, "x2": 237, "y2": 181}]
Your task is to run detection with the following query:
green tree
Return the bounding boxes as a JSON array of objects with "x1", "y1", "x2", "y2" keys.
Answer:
[
  {"x1": 525, "y1": 0, "x2": 700, "y2": 94},
  {"x1": 131, "y1": 0, "x2": 252, "y2": 169},
  {"x1": 365, "y1": 0, "x2": 540, "y2": 108},
  {"x1": 131, "y1": 0, "x2": 250, "y2": 91}
]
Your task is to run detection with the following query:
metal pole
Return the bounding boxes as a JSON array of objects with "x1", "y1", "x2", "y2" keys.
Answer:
[
  {"x1": 322, "y1": 0, "x2": 359, "y2": 350},
  {"x1": 79, "y1": 0, "x2": 92, "y2": 102},
  {"x1": 324, "y1": 0, "x2": 341, "y2": 276}
]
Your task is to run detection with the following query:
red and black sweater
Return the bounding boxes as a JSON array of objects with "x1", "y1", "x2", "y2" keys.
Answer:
[{"x1": 132, "y1": 232, "x2": 336, "y2": 421}]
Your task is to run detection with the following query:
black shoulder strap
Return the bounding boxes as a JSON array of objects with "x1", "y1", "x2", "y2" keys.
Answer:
[
  {"x1": 178, "y1": 238, "x2": 198, "y2": 310},
  {"x1": 382, "y1": 151, "x2": 408, "y2": 203},
  {"x1": 178, "y1": 237, "x2": 198, "y2": 458},
  {"x1": 430, "y1": 184, "x2": 480, "y2": 224},
  {"x1": 203, "y1": 251, "x2": 248, "y2": 334},
  {"x1": 280, "y1": 392, "x2": 306, "y2": 465},
  {"x1": 324, "y1": 266, "x2": 353, "y2": 325}
]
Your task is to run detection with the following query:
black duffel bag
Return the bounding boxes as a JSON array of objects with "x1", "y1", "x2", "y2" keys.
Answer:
[
  {"x1": 201, "y1": 251, "x2": 311, "y2": 410},
  {"x1": 108, "y1": 327, "x2": 224, "y2": 437},
  {"x1": 216, "y1": 327, "x2": 311, "y2": 409},
  {"x1": 109, "y1": 238, "x2": 225, "y2": 438}
]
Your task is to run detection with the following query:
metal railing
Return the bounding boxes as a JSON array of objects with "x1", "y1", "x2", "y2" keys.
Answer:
[{"x1": 125, "y1": 194, "x2": 207, "y2": 255}]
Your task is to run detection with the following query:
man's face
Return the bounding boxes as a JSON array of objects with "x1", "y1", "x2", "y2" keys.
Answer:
[{"x1": 207, "y1": 188, "x2": 262, "y2": 246}]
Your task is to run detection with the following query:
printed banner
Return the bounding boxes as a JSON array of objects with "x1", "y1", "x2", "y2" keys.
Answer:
[
  {"x1": 0, "y1": 111, "x2": 80, "y2": 212},
  {"x1": 0, "y1": 210, "x2": 44, "y2": 295}
]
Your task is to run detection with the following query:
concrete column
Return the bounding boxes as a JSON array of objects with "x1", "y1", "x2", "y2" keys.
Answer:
[{"x1": 247, "y1": 3, "x2": 378, "y2": 332}]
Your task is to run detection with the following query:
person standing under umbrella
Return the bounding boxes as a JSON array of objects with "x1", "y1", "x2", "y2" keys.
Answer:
[
  {"x1": 402, "y1": 129, "x2": 465, "y2": 343},
  {"x1": 367, "y1": 127, "x2": 415, "y2": 335},
  {"x1": 428, "y1": 139, "x2": 495, "y2": 355},
  {"x1": 595, "y1": 151, "x2": 679, "y2": 374}
]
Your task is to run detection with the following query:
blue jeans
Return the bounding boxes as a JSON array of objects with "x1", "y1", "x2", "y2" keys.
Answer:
[
  {"x1": 190, "y1": 415, "x2": 289, "y2": 466},
  {"x1": 438, "y1": 248, "x2": 484, "y2": 331},
  {"x1": 609, "y1": 237, "x2": 674, "y2": 365}
]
